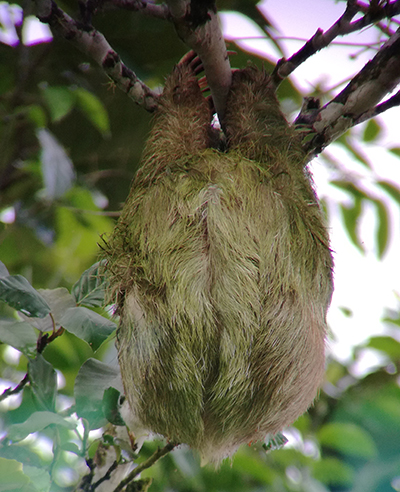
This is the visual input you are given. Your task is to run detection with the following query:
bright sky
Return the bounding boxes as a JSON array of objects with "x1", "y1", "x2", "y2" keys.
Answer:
[{"x1": 221, "y1": 0, "x2": 400, "y2": 369}]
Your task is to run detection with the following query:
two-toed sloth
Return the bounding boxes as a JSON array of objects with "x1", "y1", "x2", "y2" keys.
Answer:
[{"x1": 104, "y1": 58, "x2": 333, "y2": 464}]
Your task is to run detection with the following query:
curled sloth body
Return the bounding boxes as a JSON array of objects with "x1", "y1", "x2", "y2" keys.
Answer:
[{"x1": 105, "y1": 62, "x2": 333, "y2": 464}]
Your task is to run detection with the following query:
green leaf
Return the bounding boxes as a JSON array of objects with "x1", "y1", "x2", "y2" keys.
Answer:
[
  {"x1": 7, "y1": 411, "x2": 76, "y2": 442},
  {"x1": 388, "y1": 146, "x2": 400, "y2": 158},
  {"x1": 372, "y1": 198, "x2": 389, "y2": 258},
  {"x1": 60, "y1": 442, "x2": 81, "y2": 455},
  {"x1": 339, "y1": 306, "x2": 353, "y2": 317},
  {"x1": 231, "y1": 452, "x2": 274, "y2": 484},
  {"x1": 365, "y1": 336, "x2": 400, "y2": 359},
  {"x1": 19, "y1": 287, "x2": 76, "y2": 332},
  {"x1": 0, "y1": 276, "x2": 51, "y2": 318},
  {"x1": 313, "y1": 457, "x2": 354, "y2": 486},
  {"x1": 72, "y1": 261, "x2": 106, "y2": 308},
  {"x1": 0, "y1": 260, "x2": 9, "y2": 277},
  {"x1": 0, "y1": 458, "x2": 30, "y2": 491},
  {"x1": 74, "y1": 358, "x2": 123, "y2": 429},
  {"x1": 27, "y1": 104, "x2": 47, "y2": 128},
  {"x1": 22, "y1": 466, "x2": 51, "y2": 492},
  {"x1": 36, "y1": 128, "x2": 76, "y2": 200},
  {"x1": 41, "y1": 85, "x2": 75, "y2": 122},
  {"x1": 0, "y1": 321, "x2": 37, "y2": 357},
  {"x1": 74, "y1": 88, "x2": 110, "y2": 136},
  {"x1": 383, "y1": 313, "x2": 400, "y2": 327},
  {"x1": 60, "y1": 306, "x2": 116, "y2": 351},
  {"x1": 330, "y1": 180, "x2": 368, "y2": 199},
  {"x1": 337, "y1": 137, "x2": 370, "y2": 168},
  {"x1": 103, "y1": 387, "x2": 126, "y2": 426},
  {"x1": 339, "y1": 199, "x2": 364, "y2": 253},
  {"x1": 28, "y1": 355, "x2": 57, "y2": 411},
  {"x1": 317, "y1": 422, "x2": 377, "y2": 459},
  {"x1": 362, "y1": 119, "x2": 381, "y2": 143},
  {"x1": 377, "y1": 180, "x2": 400, "y2": 205}
]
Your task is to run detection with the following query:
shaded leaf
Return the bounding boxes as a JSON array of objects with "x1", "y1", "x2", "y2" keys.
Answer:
[
  {"x1": 330, "y1": 180, "x2": 368, "y2": 199},
  {"x1": 0, "y1": 457, "x2": 30, "y2": 491},
  {"x1": 74, "y1": 88, "x2": 110, "y2": 136},
  {"x1": 0, "y1": 276, "x2": 51, "y2": 318},
  {"x1": 231, "y1": 452, "x2": 274, "y2": 484},
  {"x1": 313, "y1": 457, "x2": 354, "y2": 486},
  {"x1": 383, "y1": 313, "x2": 400, "y2": 327},
  {"x1": 362, "y1": 119, "x2": 381, "y2": 143},
  {"x1": 0, "y1": 260, "x2": 9, "y2": 278},
  {"x1": 36, "y1": 128, "x2": 76, "y2": 200},
  {"x1": 28, "y1": 355, "x2": 57, "y2": 411},
  {"x1": 0, "y1": 320, "x2": 37, "y2": 357},
  {"x1": 339, "y1": 306, "x2": 353, "y2": 317},
  {"x1": 317, "y1": 422, "x2": 377, "y2": 459},
  {"x1": 19, "y1": 288, "x2": 76, "y2": 332},
  {"x1": 23, "y1": 465, "x2": 51, "y2": 492},
  {"x1": 337, "y1": 137, "x2": 370, "y2": 167},
  {"x1": 103, "y1": 387, "x2": 126, "y2": 426},
  {"x1": 377, "y1": 180, "x2": 400, "y2": 205},
  {"x1": 41, "y1": 85, "x2": 75, "y2": 122},
  {"x1": 72, "y1": 261, "x2": 106, "y2": 308},
  {"x1": 60, "y1": 442, "x2": 81, "y2": 455},
  {"x1": 60, "y1": 306, "x2": 116, "y2": 351},
  {"x1": 27, "y1": 104, "x2": 47, "y2": 128},
  {"x1": 372, "y1": 198, "x2": 389, "y2": 258},
  {"x1": 388, "y1": 146, "x2": 400, "y2": 158},
  {"x1": 7, "y1": 411, "x2": 76, "y2": 442},
  {"x1": 339, "y1": 199, "x2": 364, "y2": 253},
  {"x1": 365, "y1": 336, "x2": 400, "y2": 360},
  {"x1": 74, "y1": 358, "x2": 123, "y2": 429}
]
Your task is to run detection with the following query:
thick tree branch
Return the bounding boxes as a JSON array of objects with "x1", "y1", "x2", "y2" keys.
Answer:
[
  {"x1": 34, "y1": 0, "x2": 159, "y2": 111},
  {"x1": 298, "y1": 28, "x2": 400, "y2": 158},
  {"x1": 107, "y1": 0, "x2": 169, "y2": 19},
  {"x1": 166, "y1": 0, "x2": 232, "y2": 123}
]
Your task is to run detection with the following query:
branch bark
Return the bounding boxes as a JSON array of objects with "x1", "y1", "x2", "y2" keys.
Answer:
[
  {"x1": 166, "y1": 0, "x2": 232, "y2": 123},
  {"x1": 298, "y1": 27, "x2": 400, "y2": 158},
  {"x1": 272, "y1": 0, "x2": 400, "y2": 87},
  {"x1": 34, "y1": 0, "x2": 159, "y2": 112}
]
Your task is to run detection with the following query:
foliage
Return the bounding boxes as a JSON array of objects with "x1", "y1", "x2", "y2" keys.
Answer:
[{"x1": 1, "y1": 1, "x2": 400, "y2": 491}]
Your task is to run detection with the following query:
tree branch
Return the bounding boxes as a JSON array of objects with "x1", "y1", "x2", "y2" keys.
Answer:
[
  {"x1": 166, "y1": 0, "x2": 232, "y2": 123},
  {"x1": 298, "y1": 28, "x2": 400, "y2": 158},
  {"x1": 107, "y1": 0, "x2": 169, "y2": 19},
  {"x1": 34, "y1": 0, "x2": 159, "y2": 112},
  {"x1": 272, "y1": 0, "x2": 400, "y2": 87}
]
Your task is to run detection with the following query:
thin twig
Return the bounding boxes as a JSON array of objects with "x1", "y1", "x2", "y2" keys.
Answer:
[
  {"x1": 92, "y1": 460, "x2": 118, "y2": 490},
  {"x1": 0, "y1": 325, "x2": 65, "y2": 403},
  {"x1": 112, "y1": 442, "x2": 178, "y2": 492},
  {"x1": 272, "y1": 0, "x2": 400, "y2": 87},
  {"x1": 0, "y1": 374, "x2": 29, "y2": 402}
]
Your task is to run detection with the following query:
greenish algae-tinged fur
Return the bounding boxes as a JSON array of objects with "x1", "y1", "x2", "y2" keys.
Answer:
[{"x1": 104, "y1": 65, "x2": 333, "y2": 463}]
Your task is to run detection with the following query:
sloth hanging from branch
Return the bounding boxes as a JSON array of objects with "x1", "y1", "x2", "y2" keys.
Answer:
[{"x1": 34, "y1": 0, "x2": 400, "y2": 472}]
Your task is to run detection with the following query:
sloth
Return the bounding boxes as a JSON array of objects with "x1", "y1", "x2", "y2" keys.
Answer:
[{"x1": 103, "y1": 56, "x2": 334, "y2": 464}]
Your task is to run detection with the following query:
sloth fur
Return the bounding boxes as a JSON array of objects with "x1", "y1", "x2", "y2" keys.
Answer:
[{"x1": 104, "y1": 62, "x2": 334, "y2": 464}]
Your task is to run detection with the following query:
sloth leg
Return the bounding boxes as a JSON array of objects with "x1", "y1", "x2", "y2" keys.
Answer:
[
  {"x1": 223, "y1": 66, "x2": 296, "y2": 161},
  {"x1": 141, "y1": 52, "x2": 212, "y2": 166}
]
